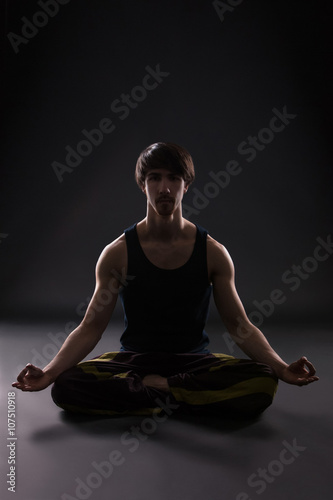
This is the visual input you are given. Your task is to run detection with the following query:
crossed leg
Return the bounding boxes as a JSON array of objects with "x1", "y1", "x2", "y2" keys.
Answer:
[{"x1": 51, "y1": 351, "x2": 278, "y2": 418}]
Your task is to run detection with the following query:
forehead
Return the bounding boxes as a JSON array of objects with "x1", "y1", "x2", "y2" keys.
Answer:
[{"x1": 146, "y1": 168, "x2": 181, "y2": 176}]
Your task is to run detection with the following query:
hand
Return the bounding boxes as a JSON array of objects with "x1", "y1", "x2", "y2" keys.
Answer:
[
  {"x1": 12, "y1": 364, "x2": 54, "y2": 392},
  {"x1": 278, "y1": 356, "x2": 319, "y2": 386}
]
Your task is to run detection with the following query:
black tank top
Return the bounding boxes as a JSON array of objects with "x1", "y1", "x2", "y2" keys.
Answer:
[{"x1": 119, "y1": 223, "x2": 212, "y2": 353}]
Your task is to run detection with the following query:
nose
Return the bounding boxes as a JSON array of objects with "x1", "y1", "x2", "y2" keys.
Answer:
[{"x1": 159, "y1": 179, "x2": 171, "y2": 194}]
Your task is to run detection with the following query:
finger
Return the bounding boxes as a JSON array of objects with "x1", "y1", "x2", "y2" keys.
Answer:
[
  {"x1": 16, "y1": 366, "x2": 30, "y2": 382},
  {"x1": 307, "y1": 375, "x2": 319, "y2": 381},
  {"x1": 300, "y1": 356, "x2": 317, "y2": 376},
  {"x1": 16, "y1": 383, "x2": 34, "y2": 391},
  {"x1": 16, "y1": 363, "x2": 39, "y2": 381},
  {"x1": 12, "y1": 382, "x2": 26, "y2": 391},
  {"x1": 297, "y1": 376, "x2": 319, "y2": 386}
]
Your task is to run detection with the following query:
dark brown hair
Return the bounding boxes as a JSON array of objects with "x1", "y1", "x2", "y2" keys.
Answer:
[{"x1": 135, "y1": 142, "x2": 195, "y2": 188}]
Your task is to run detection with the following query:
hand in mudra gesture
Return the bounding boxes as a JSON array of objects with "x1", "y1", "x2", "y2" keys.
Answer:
[
  {"x1": 278, "y1": 356, "x2": 319, "y2": 386},
  {"x1": 12, "y1": 364, "x2": 54, "y2": 392}
]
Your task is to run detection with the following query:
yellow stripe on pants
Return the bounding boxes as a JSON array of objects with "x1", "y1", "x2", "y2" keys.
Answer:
[{"x1": 170, "y1": 377, "x2": 278, "y2": 406}]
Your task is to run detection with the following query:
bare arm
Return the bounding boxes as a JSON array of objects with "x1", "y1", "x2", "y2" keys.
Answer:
[
  {"x1": 208, "y1": 238, "x2": 319, "y2": 386},
  {"x1": 13, "y1": 237, "x2": 126, "y2": 391}
]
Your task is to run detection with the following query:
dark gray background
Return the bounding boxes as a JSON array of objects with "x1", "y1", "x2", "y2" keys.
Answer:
[
  {"x1": 1, "y1": 4, "x2": 332, "y2": 500},
  {"x1": 2, "y1": 0, "x2": 332, "y2": 323}
]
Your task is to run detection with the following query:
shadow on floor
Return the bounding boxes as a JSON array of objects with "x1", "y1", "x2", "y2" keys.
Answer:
[{"x1": 29, "y1": 406, "x2": 273, "y2": 441}]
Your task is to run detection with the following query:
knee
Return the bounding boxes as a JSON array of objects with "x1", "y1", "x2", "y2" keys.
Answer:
[
  {"x1": 248, "y1": 389, "x2": 277, "y2": 417},
  {"x1": 51, "y1": 367, "x2": 77, "y2": 408},
  {"x1": 245, "y1": 373, "x2": 279, "y2": 418},
  {"x1": 255, "y1": 362, "x2": 279, "y2": 395}
]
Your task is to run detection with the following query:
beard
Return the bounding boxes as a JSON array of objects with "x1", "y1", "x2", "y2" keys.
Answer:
[{"x1": 155, "y1": 197, "x2": 175, "y2": 215}]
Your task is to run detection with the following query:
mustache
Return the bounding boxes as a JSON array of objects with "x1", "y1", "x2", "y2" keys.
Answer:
[{"x1": 157, "y1": 196, "x2": 174, "y2": 202}]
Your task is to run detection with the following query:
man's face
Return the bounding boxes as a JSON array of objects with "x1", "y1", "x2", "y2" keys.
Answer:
[{"x1": 142, "y1": 168, "x2": 188, "y2": 216}]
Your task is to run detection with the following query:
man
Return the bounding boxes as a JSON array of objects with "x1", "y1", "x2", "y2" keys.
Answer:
[{"x1": 13, "y1": 142, "x2": 319, "y2": 418}]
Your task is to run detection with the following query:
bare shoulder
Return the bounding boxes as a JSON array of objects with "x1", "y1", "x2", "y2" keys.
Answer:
[
  {"x1": 207, "y1": 234, "x2": 232, "y2": 261},
  {"x1": 96, "y1": 233, "x2": 127, "y2": 277},
  {"x1": 207, "y1": 234, "x2": 234, "y2": 279}
]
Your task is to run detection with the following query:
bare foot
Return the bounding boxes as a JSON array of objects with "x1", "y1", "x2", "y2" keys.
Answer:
[{"x1": 142, "y1": 374, "x2": 170, "y2": 392}]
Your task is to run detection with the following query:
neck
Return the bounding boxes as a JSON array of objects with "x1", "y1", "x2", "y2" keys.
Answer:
[{"x1": 141, "y1": 205, "x2": 186, "y2": 241}]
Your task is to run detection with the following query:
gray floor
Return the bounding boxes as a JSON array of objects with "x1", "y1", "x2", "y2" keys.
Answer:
[{"x1": 1, "y1": 320, "x2": 332, "y2": 500}]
